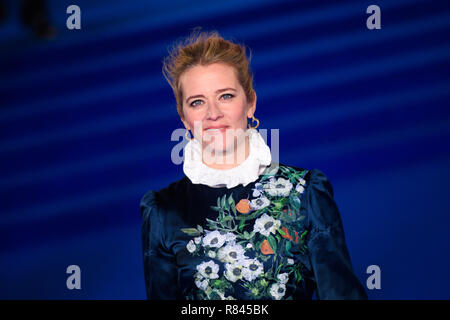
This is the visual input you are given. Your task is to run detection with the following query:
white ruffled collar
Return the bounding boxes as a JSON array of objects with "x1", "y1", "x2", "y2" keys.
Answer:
[{"x1": 183, "y1": 128, "x2": 272, "y2": 189}]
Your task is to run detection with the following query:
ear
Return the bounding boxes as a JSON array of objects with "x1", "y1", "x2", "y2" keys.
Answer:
[
  {"x1": 247, "y1": 91, "x2": 257, "y2": 118},
  {"x1": 181, "y1": 118, "x2": 190, "y2": 131}
]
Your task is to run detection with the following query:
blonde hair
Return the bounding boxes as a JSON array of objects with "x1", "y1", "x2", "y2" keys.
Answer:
[{"x1": 162, "y1": 28, "x2": 255, "y2": 120}]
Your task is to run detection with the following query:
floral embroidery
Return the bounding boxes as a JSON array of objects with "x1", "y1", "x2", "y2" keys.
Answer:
[
  {"x1": 260, "y1": 239, "x2": 274, "y2": 255},
  {"x1": 181, "y1": 165, "x2": 309, "y2": 300},
  {"x1": 281, "y1": 227, "x2": 293, "y2": 241},
  {"x1": 202, "y1": 230, "x2": 227, "y2": 248},
  {"x1": 264, "y1": 177, "x2": 293, "y2": 197},
  {"x1": 218, "y1": 243, "x2": 246, "y2": 263},
  {"x1": 269, "y1": 282, "x2": 286, "y2": 300},
  {"x1": 250, "y1": 196, "x2": 270, "y2": 210},
  {"x1": 197, "y1": 260, "x2": 220, "y2": 279},
  {"x1": 235, "y1": 198, "x2": 252, "y2": 214}
]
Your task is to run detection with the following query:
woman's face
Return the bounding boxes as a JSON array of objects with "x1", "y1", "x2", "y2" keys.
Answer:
[{"x1": 179, "y1": 62, "x2": 256, "y2": 156}]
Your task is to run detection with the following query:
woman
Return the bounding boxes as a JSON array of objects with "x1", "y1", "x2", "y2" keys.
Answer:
[{"x1": 140, "y1": 30, "x2": 367, "y2": 300}]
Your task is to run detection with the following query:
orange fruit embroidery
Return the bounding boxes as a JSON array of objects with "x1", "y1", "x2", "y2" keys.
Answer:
[
  {"x1": 281, "y1": 227, "x2": 293, "y2": 241},
  {"x1": 235, "y1": 198, "x2": 251, "y2": 214},
  {"x1": 260, "y1": 239, "x2": 274, "y2": 255}
]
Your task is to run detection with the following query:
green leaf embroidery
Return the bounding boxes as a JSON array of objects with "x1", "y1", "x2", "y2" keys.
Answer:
[
  {"x1": 276, "y1": 262, "x2": 284, "y2": 275},
  {"x1": 279, "y1": 212, "x2": 294, "y2": 223},
  {"x1": 221, "y1": 194, "x2": 227, "y2": 210},
  {"x1": 260, "y1": 166, "x2": 278, "y2": 182},
  {"x1": 180, "y1": 228, "x2": 200, "y2": 236},
  {"x1": 272, "y1": 199, "x2": 287, "y2": 210},
  {"x1": 228, "y1": 194, "x2": 235, "y2": 208},
  {"x1": 267, "y1": 235, "x2": 277, "y2": 252},
  {"x1": 222, "y1": 215, "x2": 234, "y2": 223},
  {"x1": 285, "y1": 241, "x2": 293, "y2": 257},
  {"x1": 234, "y1": 210, "x2": 260, "y2": 221},
  {"x1": 300, "y1": 230, "x2": 308, "y2": 240},
  {"x1": 238, "y1": 219, "x2": 246, "y2": 232},
  {"x1": 289, "y1": 196, "x2": 301, "y2": 212}
]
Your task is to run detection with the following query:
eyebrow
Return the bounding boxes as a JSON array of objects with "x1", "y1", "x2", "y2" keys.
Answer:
[{"x1": 186, "y1": 88, "x2": 237, "y2": 103}]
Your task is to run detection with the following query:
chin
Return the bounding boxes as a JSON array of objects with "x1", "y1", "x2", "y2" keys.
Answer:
[{"x1": 203, "y1": 142, "x2": 233, "y2": 153}]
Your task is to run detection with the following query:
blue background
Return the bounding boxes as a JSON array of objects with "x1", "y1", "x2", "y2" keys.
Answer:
[{"x1": 1, "y1": 0, "x2": 449, "y2": 299}]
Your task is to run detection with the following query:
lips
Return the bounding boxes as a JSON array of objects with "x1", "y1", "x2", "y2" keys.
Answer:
[{"x1": 204, "y1": 125, "x2": 229, "y2": 132}]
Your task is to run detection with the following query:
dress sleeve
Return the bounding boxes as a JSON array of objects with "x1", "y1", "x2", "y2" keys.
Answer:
[
  {"x1": 303, "y1": 169, "x2": 368, "y2": 300},
  {"x1": 140, "y1": 190, "x2": 180, "y2": 300}
]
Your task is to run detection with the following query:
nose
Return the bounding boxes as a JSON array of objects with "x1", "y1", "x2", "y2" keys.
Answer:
[{"x1": 206, "y1": 100, "x2": 223, "y2": 120}]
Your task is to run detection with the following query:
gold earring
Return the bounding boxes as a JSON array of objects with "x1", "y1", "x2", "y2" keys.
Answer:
[
  {"x1": 185, "y1": 129, "x2": 193, "y2": 141},
  {"x1": 248, "y1": 115, "x2": 260, "y2": 129}
]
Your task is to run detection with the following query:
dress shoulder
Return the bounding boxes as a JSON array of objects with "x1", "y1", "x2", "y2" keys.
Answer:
[
  {"x1": 139, "y1": 175, "x2": 190, "y2": 251},
  {"x1": 140, "y1": 189, "x2": 157, "y2": 219},
  {"x1": 139, "y1": 189, "x2": 164, "y2": 250},
  {"x1": 302, "y1": 168, "x2": 343, "y2": 232},
  {"x1": 142, "y1": 176, "x2": 190, "y2": 211}
]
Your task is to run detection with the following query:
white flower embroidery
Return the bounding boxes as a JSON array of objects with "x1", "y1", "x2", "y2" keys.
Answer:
[
  {"x1": 242, "y1": 258, "x2": 264, "y2": 281},
  {"x1": 194, "y1": 236, "x2": 202, "y2": 244},
  {"x1": 250, "y1": 196, "x2": 271, "y2": 210},
  {"x1": 287, "y1": 258, "x2": 294, "y2": 265},
  {"x1": 265, "y1": 177, "x2": 293, "y2": 197},
  {"x1": 195, "y1": 276, "x2": 209, "y2": 291},
  {"x1": 224, "y1": 261, "x2": 246, "y2": 282},
  {"x1": 202, "y1": 230, "x2": 226, "y2": 248},
  {"x1": 196, "y1": 260, "x2": 219, "y2": 279},
  {"x1": 299, "y1": 178, "x2": 306, "y2": 186},
  {"x1": 277, "y1": 273, "x2": 289, "y2": 284},
  {"x1": 207, "y1": 250, "x2": 216, "y2": 258},
  {"x1": 252, "y1": 183, "x2": 264, "y2": 197},
  {"x1": 253, "y1": 213, "x2": 281, "y2": 237},
  {"x1": 246, "y1": 243, "x2": 253, "y2": 249},
  {"x1": 269, "y1": 283, "x2": 286, "y2": 300},
  {"x1": 217, "y1": 243, "x2": 246, "y2": 264},
  {"x1": 223, "y1": 232, "x2": 237, "y2": 244},
  {"x1": 295, "y1": 183, "x2": 305, "y2": 194},
  {"x1": 186, "y1": 240, "x2": 196, "y2": 253}
]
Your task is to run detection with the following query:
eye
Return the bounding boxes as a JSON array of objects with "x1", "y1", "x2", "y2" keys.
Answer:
[
  {"x1": 221, "y1": 93, "x2": 234, "y2": 100},
  {"x1": 190, "y1": 99, "x2": 203, "y2": 107}
]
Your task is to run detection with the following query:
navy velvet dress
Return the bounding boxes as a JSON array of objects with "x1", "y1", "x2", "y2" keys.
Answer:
[{"x1": 139, "y1": 163, "x2": 367, "y2": 300}]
